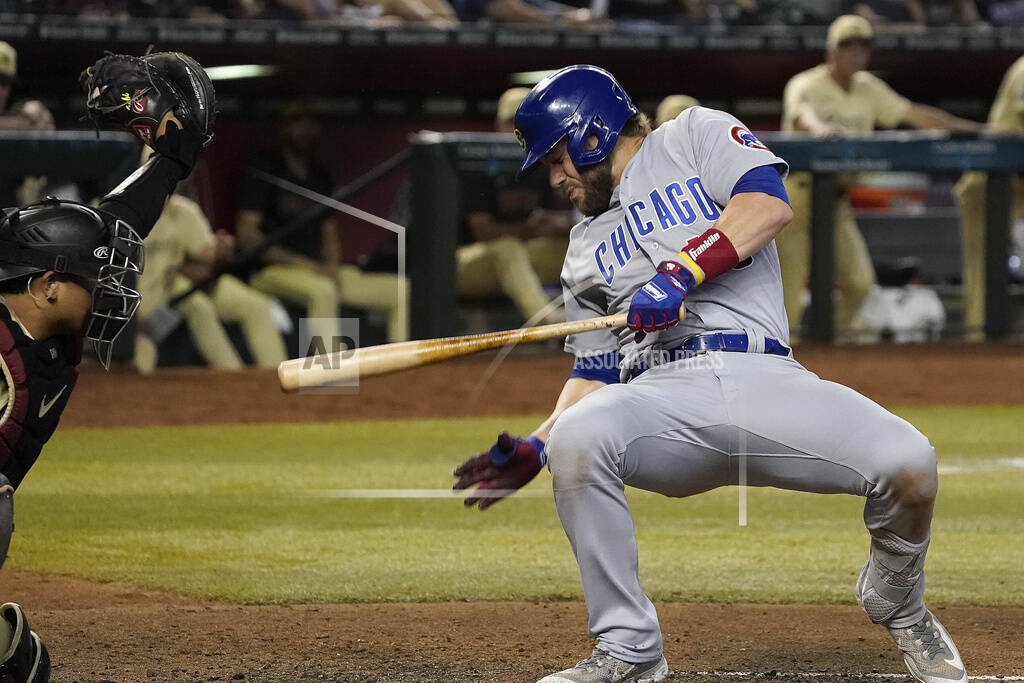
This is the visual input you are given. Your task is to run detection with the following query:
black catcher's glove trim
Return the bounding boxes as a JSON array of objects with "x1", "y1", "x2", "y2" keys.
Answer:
[{"x1": 80, "y1": 51, "x2": 216, "y2": 169}]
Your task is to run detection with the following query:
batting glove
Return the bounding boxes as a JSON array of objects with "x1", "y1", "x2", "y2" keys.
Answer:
[
  {"x1": 626, "y1": 260, "x2": 696, "y2": 341},
  {"x1": 453, "y1": 432, "x2": 545, "y2": 510}
]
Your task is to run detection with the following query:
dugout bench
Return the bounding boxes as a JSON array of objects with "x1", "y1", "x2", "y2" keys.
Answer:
[{"x1": 408, "y1": 130, "x2": 1024, "y2": 342}]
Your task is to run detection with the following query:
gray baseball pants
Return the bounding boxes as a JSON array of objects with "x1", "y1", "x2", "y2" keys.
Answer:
[{"x1": 545, "y1": 351, "x2": 937, "y2": 663}]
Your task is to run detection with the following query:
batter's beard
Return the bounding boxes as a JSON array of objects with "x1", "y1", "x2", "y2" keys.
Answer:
[{"x1": 576, "y1": 159, "x2": 614, "y2": 217}]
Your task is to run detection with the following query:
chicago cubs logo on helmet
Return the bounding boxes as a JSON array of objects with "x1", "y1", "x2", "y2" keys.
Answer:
[{"x1": 729, "y1": 125, "x2": 769, "y2": 152}]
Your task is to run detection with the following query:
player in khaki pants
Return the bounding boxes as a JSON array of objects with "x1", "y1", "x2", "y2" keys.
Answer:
[
  {"x1": 136, "y1": 194, "x2": 287, "y2": 372},
  {"x1": 237, "y1": 100, "x2": 408, "y2": 345},
  {"x1": 779, "y1": 15, "x2": 982, "y2": 340},
  {"x1": 456, "y1": 87, "x2": 574, "y2": 324},
  {"x1": 955, "y1": 56, "x2": 1024, "y2": 341},
  {"x1": 247, "y1": 261, "x2": 409, "y2": 344}
]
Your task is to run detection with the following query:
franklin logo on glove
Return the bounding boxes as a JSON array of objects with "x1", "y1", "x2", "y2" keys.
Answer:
[{"x1": 641, "y1": 282, "x2": 668, "y2": 301}]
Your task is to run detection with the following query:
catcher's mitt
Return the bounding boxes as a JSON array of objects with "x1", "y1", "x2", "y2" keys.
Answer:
[{"x1": 80, "y1": 51, "x2": 216, "y2": 169}]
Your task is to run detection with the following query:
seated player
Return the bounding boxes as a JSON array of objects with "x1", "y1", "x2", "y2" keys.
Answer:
[
  {"x1": 136, "y1": 188, "x2": 287, "y2": 372},
  {"x1": 236, "y1": 100, "x2": 408, "y2": 345}
]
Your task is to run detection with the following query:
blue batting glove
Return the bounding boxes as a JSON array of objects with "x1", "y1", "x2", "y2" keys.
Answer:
[{"x1": 627, "y1": 261, "x2": 696, "y2": 338}]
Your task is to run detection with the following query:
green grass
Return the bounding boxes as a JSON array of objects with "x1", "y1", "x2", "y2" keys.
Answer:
[{"x1": 8, "y1": 406, "x2": 1023, "y2": 606}]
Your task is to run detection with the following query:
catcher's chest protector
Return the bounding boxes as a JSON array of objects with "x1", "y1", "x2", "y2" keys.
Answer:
[{"x1": 0, "y1": 306, "x2": 80, "y2": 489}]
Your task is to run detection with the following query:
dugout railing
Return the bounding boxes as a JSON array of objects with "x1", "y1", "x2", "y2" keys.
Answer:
[
  {"x1": 0, "y1": 131, "x2": 138, "y2": 187},
  {"x1": 408, "y1": 130, "x2": 1024, "y2": 342}
]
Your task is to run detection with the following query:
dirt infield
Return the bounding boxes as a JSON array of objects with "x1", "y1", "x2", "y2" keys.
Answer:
[
  {"x1": 8, "y1": 344, "x2": 1024, "y2": 681},
  {"x1": 4, "y1": 573, "x2": 1019, "y2": 683},
  {"x1": 5, "y1": 570, "x2": 1023, "y2": 681},
  {"x1": 61, "y1": 344, "x2": 1024, "y2": 429}
]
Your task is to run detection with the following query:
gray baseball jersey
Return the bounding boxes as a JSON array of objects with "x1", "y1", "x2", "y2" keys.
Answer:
[
  {"x1": 563, "y1": 107, "x2": 790, "y2": 360},
  {"x1": 543, "y1": 106, "x2": 939, "y2": 666}
]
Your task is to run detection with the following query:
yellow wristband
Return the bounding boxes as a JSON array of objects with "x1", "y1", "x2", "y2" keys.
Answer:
[{"x1": 675, "y1": 250, "x2": 706, "y2": 285}]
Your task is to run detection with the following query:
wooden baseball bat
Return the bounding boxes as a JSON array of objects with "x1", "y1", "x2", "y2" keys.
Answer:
[{"x1": 278, "y1": 313, "x2": 628, "y2": 393}]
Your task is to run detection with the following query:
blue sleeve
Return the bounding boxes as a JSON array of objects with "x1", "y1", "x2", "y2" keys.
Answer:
[
  {"x1": 730, "y1": 164, "x2": 790, "y2": 206},
  {"x1": 569, "y1": 352, "x2": 622, "y2": 385}
]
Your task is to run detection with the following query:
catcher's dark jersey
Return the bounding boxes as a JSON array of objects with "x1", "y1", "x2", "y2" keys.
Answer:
[{"x1": 0, "y1": 303, "x2": 80, "y2": 489}]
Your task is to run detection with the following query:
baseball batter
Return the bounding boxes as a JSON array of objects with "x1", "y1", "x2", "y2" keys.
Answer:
[{"x1": 454, "y1": 65, "x2": 966, "y2": 683}]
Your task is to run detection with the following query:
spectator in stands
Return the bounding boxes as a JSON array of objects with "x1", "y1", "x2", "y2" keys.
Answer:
[
  {"x1": 450, "y1": 0, "x2": 592, "y2": 23},
  {"x1": 260, "y1": 0, "x2": 338, "y2": 20},
  {"x1": 136, "y1": 184, "x2": 288, "y2": 373},
  {"x1": 983, "y1": 0, "x2": 1024, "y2": 24},
  {"x1": 655, "y1": 94, "x2": 700, "y2": 127},
  {"x1": 778, "y1": 14, "x2": 982, "y2": 340},
  {"x1": 235, "y1": 99, "x2": 408, "y2": 345},
  {"x1": 847, "y1": 0, "x2": 982, "y2": 26},
  {"x1": 955, "y1": 55, "x2": 1024, "y2": 341},
  {"x1": 587, "y1": 0, "x2": 706, "y2": 27},
  {"x1": 342, "y1": 0, "x2": 458, "y2": 25},
  {"x1": 456, "y1": 86, "x2": 575, "y2": 324}
]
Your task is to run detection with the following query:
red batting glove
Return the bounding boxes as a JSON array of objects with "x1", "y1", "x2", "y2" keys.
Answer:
[{"x1": 453, "y1": 432, "x2": 544, "y2": 510}]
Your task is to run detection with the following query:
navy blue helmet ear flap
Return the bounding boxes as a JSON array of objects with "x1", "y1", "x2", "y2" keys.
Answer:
[{"x1": 513, "y1": 65, "x2": 638, "y2": 176}]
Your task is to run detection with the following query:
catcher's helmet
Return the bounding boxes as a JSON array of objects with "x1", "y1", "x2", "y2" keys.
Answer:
[
  {"x1": 0, "y1": 199, "x2": 143, "y2": 368},
  {"x1": 513, "y1": 65, "x2": 638, "y2": 175}
]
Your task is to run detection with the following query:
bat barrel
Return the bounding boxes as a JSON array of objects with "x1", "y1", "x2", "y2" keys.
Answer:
[{"x1": 278, "y1": 313, "x2": 627, "y2": 393}]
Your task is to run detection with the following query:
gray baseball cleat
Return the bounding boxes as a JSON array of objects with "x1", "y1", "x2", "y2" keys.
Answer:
[
  {"x1": 887, "y1": 610, "x2": 968, "y2": 683},
  {"x1": 537, "y1": 648, "x2": 668, "y2": 683}
]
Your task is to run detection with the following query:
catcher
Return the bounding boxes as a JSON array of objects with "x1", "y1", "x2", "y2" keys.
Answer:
[{"x1": 0, "y1": 50, "x2": 215, "y2": 682}]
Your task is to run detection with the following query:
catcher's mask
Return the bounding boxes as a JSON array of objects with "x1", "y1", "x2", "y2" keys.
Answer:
[{"x1": 0, "y1": 198, "x2": 143, "y2": 369}]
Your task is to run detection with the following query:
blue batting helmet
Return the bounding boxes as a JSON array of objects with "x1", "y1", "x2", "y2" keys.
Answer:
[{"x1": 513, "y1": 65, "x2": 638, "y2": 175}]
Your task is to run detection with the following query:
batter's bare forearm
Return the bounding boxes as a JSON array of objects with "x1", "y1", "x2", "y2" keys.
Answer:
[
  {"x1": 532, "y1": 377, "x2": 607, "y2": 442},
  {"x1": 714, "y1": 192, "x2": 793, "y2": 259}
]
